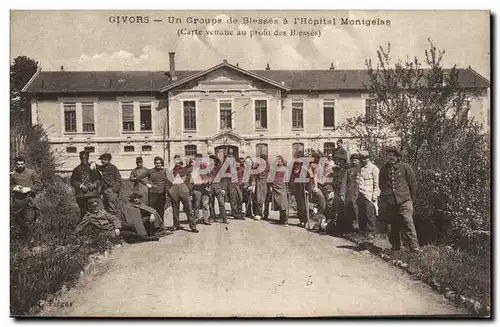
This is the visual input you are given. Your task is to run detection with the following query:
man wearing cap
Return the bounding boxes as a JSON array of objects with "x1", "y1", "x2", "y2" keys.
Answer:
[
  {"x1": 307, "y1": 152, "x2": 326, "y2": 214},
  {"x1": 289, "y1": 152, "x2": 309, "y2": 227},
  {"x1": 71, "y1": 151, "x2": 101, "y2": 220},
  {"x1": 117, "y1": 193, "x2": 171, "y2": 242},
  {"x1": 333, "y1": 139, "x2": 348, "y2": 168},
  {"x1": 136, "y1": 156, "x2": 171, "y2": 229},
  {"x1": 225, "y1": 154, "x2": 245, "y2": 220},
  {"x1": 341, "y1": 153, "x2": 361, "y2": 231},
  {"x1": 207, "y1": 155, "x2": 228, "y2": 223},
  {"x1": 253, "y1": 154, "x2": 270, "y2": 221},
  {"x1": 129, "y1": 157, "x2": 149, "y2": 204},
  {"x1": 10, "y1": 156, "x2": 42, "y2": 241},
  {"x1": 74, "y1": 197, "x2": 122, "y2": 241},
  {"x1": 355, "y1": 150, "x2": 380, "y2": 245},
  {"x1": 191, "y1": 153, "x2": 211, "y2": 225},
  {"x1": 168, "y1": 155, "x2": 199, "y2": 232},
  {"x1": 97, "y1": 153, "x2": 122, "y2": 215},
  {"x1": 379, "y1": 147, "x2": 421, "y2": 253}
]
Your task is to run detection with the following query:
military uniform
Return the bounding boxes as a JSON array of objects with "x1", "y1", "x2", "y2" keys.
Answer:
[
  {"x1": 253, "y1": 160, "x2": 270, "y2": 219},
  {"x1": 208, "y1": 160, "x2": 228, "y2": 223},
  {"x1": 267, "y1": 161, "x2": 289, "y2": 224},
  {"x1": 71, "y1": 160, "x2": 101, "y2": 219},
  {"x1": 168, "y1": 163, "x2": 198, "y2": 232},
  {"x1": 191, "y1": 161, "x2": 211, "y2": 225},
  {"x1": 74, "y1": 202, "x2": 122, "y2": 240},
  {"x1": 379, "y1": 158, "x2": 419, "y2": 251},
  {"x1": 223, "y1": 158, "x2": 244, "y2": 219},
  {"x1": 356, "y1": 157, "x2": 380, "y2": 241},
  {"x1": 10, "y1": 167, "x2": 41, "y2": 239},
  {"x1": 129, "y1": 165, "x2": 150, "y2": 204},
  {"x1": 290, "y1": 160, "x2": 308, "y2": 225},
  {"x1": 118, "y1": 199, "x2": 165, "y2": 242},
  {"x1": 97, "y1": 156, "x2": 122, "y2": 215},
  {"x1": 341, "y1": 164, "x2": 360, "y2": 230},
  {"x1": 137, "y1": 167, "x2": 171, "y2": 228}
]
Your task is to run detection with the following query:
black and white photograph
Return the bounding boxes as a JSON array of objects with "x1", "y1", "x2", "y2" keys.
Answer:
[{"x1": 9, "y1": 9, "x2": 491, "y2": 318}]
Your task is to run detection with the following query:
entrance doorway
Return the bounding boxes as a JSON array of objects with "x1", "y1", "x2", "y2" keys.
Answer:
[{"x1": 214, "y1": 145, "x2": 239, "y2": 162}]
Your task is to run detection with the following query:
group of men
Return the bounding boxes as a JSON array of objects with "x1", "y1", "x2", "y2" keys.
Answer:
[{"x1": 10, "y1": 138, "x2": 421, "y2": 252}]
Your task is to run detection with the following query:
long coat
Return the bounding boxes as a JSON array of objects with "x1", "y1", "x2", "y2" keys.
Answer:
[
  {"x1": 254, "y1": 162, "x2": 270, "y2": 204},
  {"x1": 129, "y1": 166, "x2": 149, "y2": 203},
  {"x1": 270, "y1": 164, "x2": 289, "y2": 211}
]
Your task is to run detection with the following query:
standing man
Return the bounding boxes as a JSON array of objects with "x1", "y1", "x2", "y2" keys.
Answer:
[
  {"x1": 253, "y1": 154, "x2": 270, "y2": 221},
  {"x1": 356, "y1": 150, "x2": 380, "y2": 246},
  {"x1": 168, "y1": 155, "x2": 199, "y2": 233},
  {"x1": 137, "y1": 156, "x2": 170, "y2": 230},
  {"x1": 290, "y1": 152, "x2": 308, "y2": 228},
  {"x1": 129, "y1": 157, "x2": 149, "y2": 204},
  {"x1": 97, "y1": 153, "x2": 122, "y2": 215},
  {"x1": 379, "y1": 147, "x2": 421, "y2": 253},
  {"x1": 334, "y1": 139, "x2": 348, "y2": 168},
  {"x1": 10, "y1": 156, "x2": 41, "y2": 242},
  {"x1": 191, "y1": 153, "x2": 211, "y2": 225},
  {"x1": 267, "y1": 155, "x2": 290, "y2": 226},
  {"x1": 341, "y1": 153, "x2": 361, "y2": 231},
  {"x1": 70, "y1": 151, "x2": 101, "y2": 220},
  {"x1": 243, "y1": 156, "x2": 256, "y2": 219},
  {"x1": 308, "y1": 152, "x2": 326, "y2": 214},
  {"x1": 208, "y1": 155, "x2": 228, "y2": 224},
  {"x1": 224, "y1": 153, "x2": 244, "y2": 220}
]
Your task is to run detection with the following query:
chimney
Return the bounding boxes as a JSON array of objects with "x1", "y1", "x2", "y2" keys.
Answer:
[
  {"x1": 266, "y1": 63, "x2": 270, "y2": 71},
  {"x1": 60, "y1": 65, "x2": 65, "y2": 71},
  {"x1": 329, "y1": 63, "x2": 335, "y2": 70},
  {"x1": 169, "y1": 52, "x2": 177, "y2": 81}
]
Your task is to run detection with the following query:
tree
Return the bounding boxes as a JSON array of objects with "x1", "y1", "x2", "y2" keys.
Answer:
[
  {"x1": 10, "y1": 56, "x2": 38, "y2": 122},
  {"x1": 361, "y1": 39, "x2": 482, "y2": 165},
  {"x1": 340, "y1": 40, "x2": 490, "y2": 244}
]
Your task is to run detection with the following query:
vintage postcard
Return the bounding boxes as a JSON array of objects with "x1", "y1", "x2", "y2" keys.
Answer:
[{"x1": 10, "y1": 10, "x2": 491, "y2": 318}]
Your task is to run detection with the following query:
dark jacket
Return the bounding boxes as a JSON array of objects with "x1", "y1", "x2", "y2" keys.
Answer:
[
  {"x1": 98, "y1": 163, "x2": 122, "y2": 193},
  {"x1": 379, "y1": 161, "x2": 417, "y2": 205},
  {"x1": 340, "y1": 166, "x2": 359, "y2": 202},
  {"x1": 70, "y1": 163, "x2": 101, "y2": 199}
]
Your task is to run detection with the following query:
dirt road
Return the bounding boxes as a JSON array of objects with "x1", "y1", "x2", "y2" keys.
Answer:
[{"x1": 48, "y1": 213, "x2": 463, "y2": 317}]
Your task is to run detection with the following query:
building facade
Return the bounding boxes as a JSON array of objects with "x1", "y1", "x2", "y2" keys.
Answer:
[{"x1": 23, "y1": 53, "x2": 490, "y2": 175}]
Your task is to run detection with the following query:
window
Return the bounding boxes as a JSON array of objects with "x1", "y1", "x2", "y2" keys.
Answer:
[
  {"x1": 183, "y1": 101, "x2": 197, "y2": 131},
  {"x1": 256, "y1": 143, "x2": 268, "y2": 158},
  {"x1": 255, "y1": 100, "x2": 267, "y2": 129},
  {"x1": 323, "y1": 100, "x2": 335, "y2": 128},
  {"x1": 456, "y1": 98, "x2": 471, "y2": 122},
  {"x1": 124, "y1": 145, "x2": 135, "y2": 152},
  {"x1": 185, "y1": 145, "x2": 197, "y2": 158},
  {"x1": 84, "y1": 146, "x2": 95, "y2": 153},
  {"x1": 141, "y1": 145, "x2": 152, "y2": 152},
  {"x1": 122, "y1": 102, "x2": 135, "y2": 131},
  {"x1": 292, "y1": 101, "x2": 304, "y2": 129},
  {"x1": 365, "y1": 99, "x2": 378, "y2": 125},
  {"x1": 324, "y1": 142, "x2": 335, "y2": 156},
  {"x1": 292, "y1": 143, "x2": 304, "y2": 158},
  {"x1": 66, "y1": 146, "x2": 77, "y2": 153},
  {"x1": 220, "y1": 100, "x2": 233, "y2": 130},
  {"x1": 63, "y1": 103, "x2": 77, "y2": 132},
  {"x1": 140, "y1": 103, "x2": 152, "y2": 131},
  {"x1": 82, "y1": 102, "x2": 95, "y2": 132}
]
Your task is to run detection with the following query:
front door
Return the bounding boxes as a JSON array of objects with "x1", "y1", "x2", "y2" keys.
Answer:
[{"x1": 214, "y1": 145, "x2": 239, "y2": 162}]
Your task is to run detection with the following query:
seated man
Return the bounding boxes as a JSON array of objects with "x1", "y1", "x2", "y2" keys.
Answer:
[
  {"x1": 119, "y1": 193, "x2": 172, "y2": 242},
  {"x1": 74, "y1": 197, "x2": 122, "y2": 243}
]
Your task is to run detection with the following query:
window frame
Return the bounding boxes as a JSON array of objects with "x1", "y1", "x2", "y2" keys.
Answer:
[
  {"x1": 139, "y1": 102, "x2": 153, "y2": 132},
  {"x1": 322, "y1": 99, "x2": 336, "y2": 129},
  {"x1": 81, "y1": 102, "x2": 96, "y2": 133},
  {"x1": 218, "y1": 98, "x2": 234, "y2": 131},
  {"x1": 184, "y1": 144, "x2": 198, "y2": 158},
  {"x1": 253, "y1": 98, "x2": 269, "y2": 131},
  {"x1": 291, "y1": 100, "x2": 304, "y2": 130},
  {"x1": 323, "y1": 142, "x2": 335, "y2": 156},
  {"x1": 292, "y1": 142, "x2": 305, "y2": 158},
  {"x1": 117, "y1": 97, "x2": 156, "y2": 134},
  {"x1": 256, "y1": 143, "x2": 269, "y2": 158},
  {"x1": 59, "y1": 98, "x2": 98, "y2": 135},
  {"x1": 182, "y1": 99, "x2": 198, "y2": 133}
]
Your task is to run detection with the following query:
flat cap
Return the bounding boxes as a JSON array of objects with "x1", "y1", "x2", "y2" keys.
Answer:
[
  {"x1": 350, "y1": 153, "x2": 360, "y2": 160},
  {"x1": 385, "y1": 146, "x2": 402, "y2": 157},
  {"x1": 98, "y1": 153, "x2": 112, "y2": 160},
  {"x1": 88, "y1": 197, "x2": 100, "y2": 204}
]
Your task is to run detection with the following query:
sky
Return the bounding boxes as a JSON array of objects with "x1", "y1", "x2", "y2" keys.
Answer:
[{"x1": 10, "y1": 10, "x2": 490, "y2": 79}]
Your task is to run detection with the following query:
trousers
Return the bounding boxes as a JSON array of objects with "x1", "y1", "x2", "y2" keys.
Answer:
[
  {"x1": 169, "y1": 184, "x2": 196, "y2": 229},
  {"x1": 357, "y1": 196, "x2": 377, "y2": 236},
  {"x1": 385, "y1": 200, "x2": 420, "y2": 250}
]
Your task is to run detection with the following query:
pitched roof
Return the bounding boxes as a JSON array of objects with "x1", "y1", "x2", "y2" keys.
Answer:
[{"x1": 23, "y1": 66, "x2": 489, "y2": 94}]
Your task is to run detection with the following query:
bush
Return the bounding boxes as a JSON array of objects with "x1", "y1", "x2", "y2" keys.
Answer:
[{"x1": 413, "y1": 123, "x2": 490, "y2": 245}]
